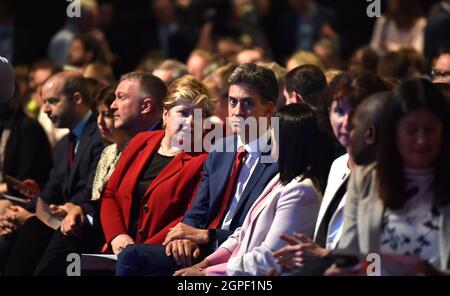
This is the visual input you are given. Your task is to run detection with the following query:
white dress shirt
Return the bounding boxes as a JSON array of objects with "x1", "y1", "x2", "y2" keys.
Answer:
[{"x1": 221, "y1": 135, "x2": 269, "y2": 230}]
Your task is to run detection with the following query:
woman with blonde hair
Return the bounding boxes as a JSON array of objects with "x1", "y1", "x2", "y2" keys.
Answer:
[{"x1": 100, "y1": 75, "x2": 215, "y2": 256}]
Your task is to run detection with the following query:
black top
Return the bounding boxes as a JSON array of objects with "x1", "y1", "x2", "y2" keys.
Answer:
[
  {"x1": 314, "y1": 175, "x2": 349, "y2": 248},
  {"x1": 129, "y1": 152, "x2": 174, "y2": 238}
]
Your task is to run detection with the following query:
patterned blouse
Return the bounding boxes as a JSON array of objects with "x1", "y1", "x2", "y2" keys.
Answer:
[
  {"x1": 380, "y1": 168, "x2": 440, "y2": 266},
  {"x1": 91, "y1": 144, "x2": 122, "y2": 201}
]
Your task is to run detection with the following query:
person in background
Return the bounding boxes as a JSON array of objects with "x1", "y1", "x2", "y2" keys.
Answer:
[
  {"x1": 152, "y1": 59, "x2": 188, "y2": 87},
  {"x1": 31, "y1": 84, "x2": 129, "y2": 275},
  {"x1": 331, "y1": 79, "x2": 450, "y2": 275},
  {"x1": 272, "y1": 72, "x2": 389, "y2": 275},
  {"x1": 284, "y1": 64, "x2": 326, "y2": 108},
  {"x1": 431, "y1": 47, "x2": 450, "y2": 84},
  {"x1": 2, "y1": 72, "x2": 104, "y2": 275},
  {"x1": 370, "y1": 0, "x2": 426, "y2": 54}
]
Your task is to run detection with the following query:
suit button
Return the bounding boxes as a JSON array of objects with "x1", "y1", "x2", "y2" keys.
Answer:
[
  {"x1": 143, "y1": 204, "x2": 149, "y2": 213},
  {"x1": 138, "y1": 229, "x2": 144, "y2": 236}
]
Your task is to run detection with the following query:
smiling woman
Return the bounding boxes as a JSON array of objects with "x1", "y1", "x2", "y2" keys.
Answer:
[
  {"x1": 336, "y1": 78, "x2": 450, "y2": 275},
  {"x1": 100, "y1": 74, "x2": 215, "y2": 259}
]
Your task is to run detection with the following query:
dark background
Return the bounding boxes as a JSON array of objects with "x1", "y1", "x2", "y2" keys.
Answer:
[{"x1": 10, "y1": 0, "x2": 441, "y2": 72}]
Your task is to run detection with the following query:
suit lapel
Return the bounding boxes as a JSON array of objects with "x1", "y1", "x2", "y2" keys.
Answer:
[
  {"x1": 66, "y1": 115, "x2": 96, "y2": 191},
  {"x1": 233, "y1": 161, "x2": 269, "y2": 218},
  {"x1": 125, "y1": 132, "x2": 164, "y2": 198},
  {"x1": 249, "y1": 176, "x2": 280, "y2": 224},
  {"x1": 364, "y1": 195, "x2": 384, "y2": 252},
  {"x1": 211, "y1": 151, "x2": 236, "y2": 207},
  {"x1": 70, "y1": 116, "x2": 95, "y2": 172}
]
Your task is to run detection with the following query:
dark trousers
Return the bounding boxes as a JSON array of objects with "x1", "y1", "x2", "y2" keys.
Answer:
[
  {"x1": 116, "y1": 244, "x2": 213, "y2": 276},
  {"x1": 4, "y1": 216, "x2": 103, "y2": 276},
  {"x1": 33, "y1": 221, "x2": 103, "y2": 276},
  {"x1": 0, "y1": 234, "x2": 15, "y2": 274},
  {"x1": 4, "y1": 216, "x2": 54, "y2": 275}
]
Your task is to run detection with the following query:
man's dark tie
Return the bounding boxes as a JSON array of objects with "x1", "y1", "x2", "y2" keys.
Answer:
[
  {"x1": 208, "y1": 147, "x2": 247, "y2": 229},
  {"x1": 67, "y1": 133, "x2": 76, "y2": 169}
]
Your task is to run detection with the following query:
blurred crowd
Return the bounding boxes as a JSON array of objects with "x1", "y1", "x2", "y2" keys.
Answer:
[{"x1": 0, "y1": 0, "x2": 449, "y2": 276}]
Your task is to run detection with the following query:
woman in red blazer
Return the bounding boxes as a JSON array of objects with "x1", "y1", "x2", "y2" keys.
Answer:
[{"x1": 100, "y1": 75, "x2": 215, "y2": 255}]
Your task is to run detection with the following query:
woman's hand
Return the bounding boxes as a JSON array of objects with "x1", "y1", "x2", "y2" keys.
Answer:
[
  {"x1": 111, "y1": 234, "x2": 135, "y2": 256},
  {"x1": 173, "y1": 259, "x2": 209, "y2": 276},
  {"x1": 273, "y1": 232, "x2": 329, "y2": 271}
]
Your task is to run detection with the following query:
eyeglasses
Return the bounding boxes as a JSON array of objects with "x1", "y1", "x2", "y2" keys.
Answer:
[{"x1": 431, "y1": 68, "x2": 450, "y2": 80}]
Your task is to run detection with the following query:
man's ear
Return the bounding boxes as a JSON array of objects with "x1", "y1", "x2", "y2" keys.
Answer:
[
  {"x1": 72, "y1": 92, "x2": 83, "y2": 105},
  {"x1": 265, "y1": 101, "x2": 275, "y2": 117},
  {"x1": 141, "y1": 98, "x2": 153, "y2": 114},
  {"x1": 294, "y1": 92, "x2": 304, "y2": 104},
  {"x1": 365, "y1": 125, "x2": 376, "y2": 145}
]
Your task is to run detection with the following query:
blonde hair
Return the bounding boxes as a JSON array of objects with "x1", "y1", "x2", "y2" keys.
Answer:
[
  {"x1": 287, "y1": 51, "x2": 325, "y2": 71},
  {"x1": 164, "y1": 75, "x2": 215, "y2": 117},
  {"x1": 324, "y1": 69, "x2": 343, "y2": 84}
]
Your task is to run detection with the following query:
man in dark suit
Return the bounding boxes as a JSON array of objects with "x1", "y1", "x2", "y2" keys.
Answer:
[
  {"x1": 30, "y1": 72, "x2": 166, "y2": 276},
  {"x1": 115, "y1": 63, "x2": 279, "y2": 275},
  {"x1": 2, "y1": 72, "x2": 104, "y2": 275}
]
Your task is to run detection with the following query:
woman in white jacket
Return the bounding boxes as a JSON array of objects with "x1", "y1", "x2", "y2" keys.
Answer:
[{"x1": 174, "y1": 103, "x2": 324, "y2": 276}]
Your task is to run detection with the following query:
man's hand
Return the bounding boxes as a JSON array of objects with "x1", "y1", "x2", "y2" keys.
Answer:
[
  {"x1": 0, "y1": 205, "x2": 33, "y2": 235},
  {"x1": 60, "y1": 205, "x2": 85, "y2": 236},
  {"x1": 163, "y1": 222, "x2": 209, "y2": 246},
  {"x1": 49, "y1": 203, "x2": 75, "y2": 218},
  {"x1": 273, "y1": 232, "x2": 329, "y2": 271},
  {"x1": 111, "y1": 234, "x2": 134, "y2": 256},
  {"x1": 0, "y1": 213, "x2": 17, "y2": 235},
  {"x1": 165, "y1": 239, "x2": 201, "y2": 267}
]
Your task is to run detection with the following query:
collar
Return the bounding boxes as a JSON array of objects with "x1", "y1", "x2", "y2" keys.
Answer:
[
  {"x1": 237, "y1": 132, "x2": 271, "y2": 155},
  {"x1": 71, "y1": 110, "x2": 92, "y2": 140}
]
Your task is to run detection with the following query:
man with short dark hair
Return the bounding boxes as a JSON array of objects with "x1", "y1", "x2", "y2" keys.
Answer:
[
  {"x1": 112, "y1": 71, "x2": 166, "y2": 136},
  {"x1": 350, "y1": 91, "x2": 390, "y2": 166},
  {"x1": 2, "y1": 71, "x2": 105, "y2": 275},
  {"x1": 284, "y1": 64, "x2": 327, "y2": 108},
  {"x1": 115, "y1": 63, "x2": 279, "y2": 275}
]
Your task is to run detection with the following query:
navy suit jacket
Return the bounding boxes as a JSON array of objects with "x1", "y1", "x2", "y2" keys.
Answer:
[
  {"x1": 40, "y1": 113, "x2": 104, "y2": 206},
  {"x1": 182, "y1": 136, "x2": 279, "y2": 244}
]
